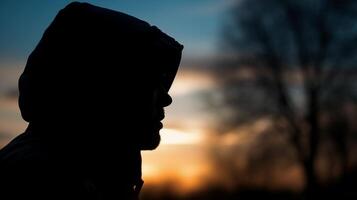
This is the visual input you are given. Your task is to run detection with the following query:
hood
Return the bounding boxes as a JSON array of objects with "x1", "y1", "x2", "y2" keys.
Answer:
[{"x1": 19, "y1": 2, "x2": 183, "y2": 123}]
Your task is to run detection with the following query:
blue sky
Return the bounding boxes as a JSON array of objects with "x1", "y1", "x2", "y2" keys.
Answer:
[{"x1": 0, "y1": 0, "x2": 233, "y2": 64}]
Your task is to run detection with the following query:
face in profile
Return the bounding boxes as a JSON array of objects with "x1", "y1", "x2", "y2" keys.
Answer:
[{"x1": 135, "y1": 81, "x2": 173, "y2": 150}]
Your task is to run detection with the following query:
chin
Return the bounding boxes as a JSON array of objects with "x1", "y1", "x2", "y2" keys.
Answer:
[{"x1": 139, "y1": 129, "x2": 161, "y2": 150}]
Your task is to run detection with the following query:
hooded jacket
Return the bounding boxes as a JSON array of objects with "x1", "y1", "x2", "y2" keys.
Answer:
[{"x1": 0, "y1": 2, "x2": 183, "y2": 200}]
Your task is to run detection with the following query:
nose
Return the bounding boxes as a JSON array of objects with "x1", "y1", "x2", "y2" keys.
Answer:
[{"x1": 161, "y1": 93, "x2": 172, "y2": 107}]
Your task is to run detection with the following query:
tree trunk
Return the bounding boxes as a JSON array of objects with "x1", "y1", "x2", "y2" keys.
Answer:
[
  {"x1": 304, "y1": 88, "x2": 319, "y2": 200},
  {"x1": 304, "y1": 157, "x2": 318, "y2": 200}
]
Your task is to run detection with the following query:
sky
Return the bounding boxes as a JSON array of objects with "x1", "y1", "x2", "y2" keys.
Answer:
[{"x1": 0, "y1": 0, "x2": 233, "y2": 64}]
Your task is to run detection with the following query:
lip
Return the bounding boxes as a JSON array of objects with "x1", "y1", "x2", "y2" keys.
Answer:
[
  {"x1": 158, "y1": 113, "x2": 165, "y2": 121},
  {"x1": 158, "y1": 122, "x2": 163, "y2": 129},
  {"x1": 159, "y1": 112, "x2": 165, "y2": 121},
  {"x1": 158, "y1": 108, "x2": 165, "y2": 120}
]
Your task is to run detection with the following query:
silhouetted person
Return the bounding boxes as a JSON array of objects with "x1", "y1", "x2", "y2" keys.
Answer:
[{"x1": 0, "y1": 2, "x2": 183, "y2": 200}]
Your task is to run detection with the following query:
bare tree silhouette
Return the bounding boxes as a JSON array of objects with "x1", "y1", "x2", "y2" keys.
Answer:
[{"x1": 215, "y1": 0, "x2": 357, "y2": 198}]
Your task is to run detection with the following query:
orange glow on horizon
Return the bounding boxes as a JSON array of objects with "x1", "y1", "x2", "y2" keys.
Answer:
[
  {"x1": 142, "y1": 163, "x2": 212, "y2": 193},
  {"x1": 159, "y1": 128, "x2": 204, "y2": 145},
  {"x1": 142, "y1": 128, "x2": 211, "y2": 193}
]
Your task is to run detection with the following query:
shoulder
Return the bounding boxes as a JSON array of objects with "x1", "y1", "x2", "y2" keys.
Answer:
[
  {"x1": 0, "y1": 133, "x2": 53, "y2": 198},
  {"x1": 0, "y1": 132, "x2": 50, "y2": 168}
]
